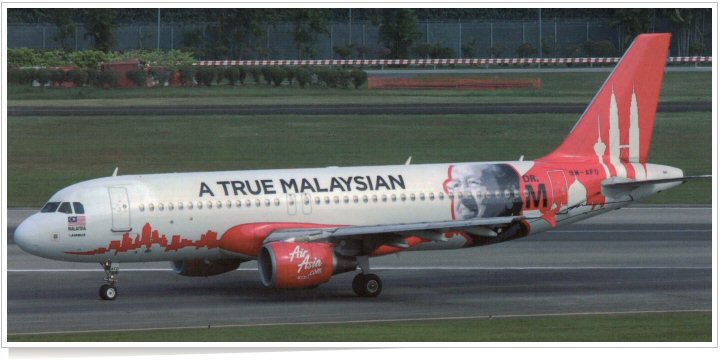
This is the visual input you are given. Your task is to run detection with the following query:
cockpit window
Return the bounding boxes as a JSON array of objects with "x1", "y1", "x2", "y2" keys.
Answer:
[
  {"x1": 73, "y1": 202, "x2": 85, "y2": 214},
  {"x1": 41, "y1": 202, "x2": 60, "y2": 213},
  {"x1": 58, "y1": 202, "x2": 73, "y2": 214}
]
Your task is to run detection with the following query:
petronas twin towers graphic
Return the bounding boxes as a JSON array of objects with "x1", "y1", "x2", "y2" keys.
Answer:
[{"x1": 594, "y1": 86, "x2": 646, "y2": 180}]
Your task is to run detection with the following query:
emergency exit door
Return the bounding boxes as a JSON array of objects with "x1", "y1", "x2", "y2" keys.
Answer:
[{"x1": 108, "y1": 187, "x2": 132, "y2": 232}]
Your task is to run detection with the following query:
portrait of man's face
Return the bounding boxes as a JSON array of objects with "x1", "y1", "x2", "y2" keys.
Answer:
[{"x1": 444, "y1": 164, "x2": 521, "y2": 220}]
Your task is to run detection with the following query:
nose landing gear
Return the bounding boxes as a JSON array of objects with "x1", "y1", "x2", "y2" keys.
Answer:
[{"x1": 99, "y1": 259, "x2": 119, "y2": 301}]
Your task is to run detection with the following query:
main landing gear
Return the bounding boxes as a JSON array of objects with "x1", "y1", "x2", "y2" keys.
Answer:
[
  {"x1": 352, "y1": 256, "x2": 382, "y2": 297},
  {"x1": 99, "y1": 259, "x2": 119, "y2": 301}
]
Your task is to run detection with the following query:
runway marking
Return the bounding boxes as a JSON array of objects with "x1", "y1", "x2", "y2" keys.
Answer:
[
  {"x1": 8, "y1": 308, "x2": 711, "y2": 337},
  {"x1": 7, "y1": 266, "x2": 712, "y2": 272}
]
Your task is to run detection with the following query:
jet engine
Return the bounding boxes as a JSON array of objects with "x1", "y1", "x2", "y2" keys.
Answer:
[
  {"x1": 172, "y1": 259, "x2": 243, "y2": 277},
  {"x1": 258, "y1": 242, "x2": 357, "y2": 288}
]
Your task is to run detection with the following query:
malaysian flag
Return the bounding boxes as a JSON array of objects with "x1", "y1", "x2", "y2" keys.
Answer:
[{"x1": 68, "y1": 216, "x2": 86, "y2": 226}]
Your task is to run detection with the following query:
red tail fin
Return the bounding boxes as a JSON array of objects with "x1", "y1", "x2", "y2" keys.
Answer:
[{"x1": 540, "y1": 33, "x2": 670, "y2": 174}]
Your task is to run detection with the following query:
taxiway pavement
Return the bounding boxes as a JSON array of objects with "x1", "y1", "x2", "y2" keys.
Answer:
[{"x1": 5, "y1": 206, "x2": 712, "y2": 335}]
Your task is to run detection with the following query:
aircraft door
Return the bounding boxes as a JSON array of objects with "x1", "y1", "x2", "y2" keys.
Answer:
[
  {"x1": 108, "y1": 187, "x2": 132, "y2": 232},
  {"x1": 546, "y1": 170, "x2": 568, "y2": 214}
]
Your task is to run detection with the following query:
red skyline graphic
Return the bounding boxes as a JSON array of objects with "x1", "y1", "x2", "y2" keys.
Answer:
[{"x1": 65, "y1": 223, "x2": 220, "y2": 256}]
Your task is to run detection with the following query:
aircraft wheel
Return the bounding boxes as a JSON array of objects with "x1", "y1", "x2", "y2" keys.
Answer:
[
  {"x1": 352, "y1": 273, "x2": 382, "y2": 297},
  {"x1": 99, "y1": 284, "x2": 117, "y2": 301}
]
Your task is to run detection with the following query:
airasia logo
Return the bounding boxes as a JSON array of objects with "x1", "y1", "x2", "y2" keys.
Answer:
[{"x1": 288, "y1": 245, "x2": 323, "y2": 277}]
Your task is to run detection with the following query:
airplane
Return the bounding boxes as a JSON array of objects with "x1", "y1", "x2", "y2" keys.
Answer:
[{"x1": 13, "y1": 33, "x2": 710, "y2": 300}]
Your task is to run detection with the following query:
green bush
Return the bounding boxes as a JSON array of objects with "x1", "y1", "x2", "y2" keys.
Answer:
[
  {"x1": 126, "y1": 70, "x2": 148, "y2": 88},
  {"x1": 195, "y1": 67, "x2": 216, "y2": 86},
  {"x1": 295, "y1": 67, "x2": 311, "y2": 88},
  {"x1": 269, "y1": 67, "x2": 287, "y2": 87},
  {"x1": 260, "y1": 66, "x2": 273, "y2": 85},
  {"x1": 214, "y1": 67, "x2": 225, "y2": 85},
  {"x1": 350, "y1": 69, "x2": 367, "y2": 89},
  {"x1": 285, "y1": 67, "x2": 296, "y2": 85},
  {"x1": 49, "y1": 69, "x2": 66, "y2": 86},
  {"x1": 179, "y1": 65, "x2": 195, "y2": 86},
  {"x1": 86, "y1": 68, "x2": 99, "y2": 85},
  {"x1": 236, "y1": 66, "x2": 247, "y2": 85},
  {"x1": 35, "y1": 68, "x2": 51, "y2": 86},
  {"x1": 94, "y1": 70, "x2": 118, "y2": 88},
  {"x1": 149, "y1": 68, "x2": 170, "y2": 86},
  {"x1": 517, "y1": 43, "x2": 537, "y2": 58},
  {"x1": 335, "y1": 68, "x2": 351, "y2": 89},
  {"x1": 67, "y1": 69, "x2": 89, "y2": 87},
  {"x1": 8, "y1": 68, "x2": 34, "y2": 85},
  {"x1": 225, "y1": 67, "x2": 240, "y2": 85},
  {"x1": 248, "y1": 67, "x2": 261, "y2": 84}
]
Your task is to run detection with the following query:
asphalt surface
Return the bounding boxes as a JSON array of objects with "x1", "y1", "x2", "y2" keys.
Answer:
[
  {"x1": 5, "y1": 206, "x2": 711, "y2": 335},
  {"x1": 6, "y1": 101, "x2": 711, "y2": 117}
]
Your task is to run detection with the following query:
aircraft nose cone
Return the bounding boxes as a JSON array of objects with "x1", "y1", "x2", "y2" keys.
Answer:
[{"x1": 14, "y1": 216, "x2": 40, "y2": 255}]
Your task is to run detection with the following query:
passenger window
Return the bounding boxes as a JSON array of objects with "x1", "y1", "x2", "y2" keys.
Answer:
[
  {"x1": 410, "y1": 193, "x2": 416, "y2": 201},
  {"x1": 324, "y1": 196, "x2": 330, "y2": 204},
  {"x1": 236, "y1": 200, "x2": 242, "y2": 208},
  {"x1": 158, "y1": 203, "x2": 165, "y2": 211},
  {"x1": 168, "y1": 203, "x2": 174, "y2": 211},
  {"x1": 429, "y1": 192, "x2": 435, "y2": 200},
  {"x1": 255, "y1": 199, "x2": 261, "y2": 207},
  {"x1": 188, "y1": 202, "x2": 194, "y2": 210},
  {"x1": 265, "y1": 199, "x2": 271, "y2": 207},
  {"x1": 226, "y1": 200, "x2": 232, "y2": 208},
  {"x1": 274, "y1": 198, "x2": 280, "y2": 206},
  {"x1": 438, "y1": 192, "x2": 445, "y2": 200},
  {"x1": 381, "y1": 194, "x2": 387, "y2": 202},
  {"x1": 139, "y1": 204, "x2": 145, "y2": 212},
  {"x1": 72, "y1": 202, "x2": 85, "y2": 214},
  {"x1": 149, "y1": 203, "x2": 155, "y2": 211},
  {"x1": 419, "y1": 193, "x2": 425, "y2": 201},
  {"x1": 178, "y1": 202, "x2": 184, "y2": 210},
  {"x1": 400, "y1": 194, "x2": 406, "y2": 201},
  {"x1": 41, "y1": 202, "x2": 61, "y2": 213},
  {"x1": 58, "y1": 202, "x2": 73, "y2": 214}
]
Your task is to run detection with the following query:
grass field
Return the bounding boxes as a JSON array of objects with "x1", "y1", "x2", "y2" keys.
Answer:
[
  {"x1": 7, "y1": 71, "x2": 711, "y2": 107},
  {"x1": 6, "y1": 111, "x2": 711, "y2": 207},
  {"x1": 8, "y1": 311, "x2": 711, "y2": 342}
]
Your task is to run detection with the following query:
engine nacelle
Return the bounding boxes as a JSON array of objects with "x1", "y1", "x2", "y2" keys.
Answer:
[
  {"x1": 258, "y1": 242, "x2": 357, "y2": 288},
  {"x1": 172, "y1": 259, "x2": 243, "y2": 277}
]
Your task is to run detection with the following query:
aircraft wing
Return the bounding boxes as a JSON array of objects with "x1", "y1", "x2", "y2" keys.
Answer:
[{"x1": 263, "y1": 215, "x2": 535, "y2": 244}]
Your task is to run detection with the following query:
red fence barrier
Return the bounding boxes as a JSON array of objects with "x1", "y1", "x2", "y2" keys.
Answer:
[{"x1": 194, "y1": 56, "x2": 711, "y2": 67}]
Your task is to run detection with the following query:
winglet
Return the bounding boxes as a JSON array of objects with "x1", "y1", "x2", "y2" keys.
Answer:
[
  {"x1": 112, "y1": 167, "x2": 119, "y2": 177},
  {"x1": 405, "y1": 156, "x2": 412, "y2": 165}
]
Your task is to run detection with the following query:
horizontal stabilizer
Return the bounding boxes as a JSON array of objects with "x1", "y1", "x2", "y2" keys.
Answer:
[{"x1": 602, "y1": 175, "x2": 711, "y2": 189}]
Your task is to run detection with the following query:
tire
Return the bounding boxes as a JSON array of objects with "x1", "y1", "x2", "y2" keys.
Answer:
[
  {"x1": 352, "y1": 273, "x2": 366, "y2": 296},
  {"x1": 99, "y1": 284, "x2": 117, "y2": 301},
  {"x1": 352, "y1": 273, "x2": 382, "y2": 297},
  {"x1": 362, "y1": 274, "x2": 382, "y2": 297}
]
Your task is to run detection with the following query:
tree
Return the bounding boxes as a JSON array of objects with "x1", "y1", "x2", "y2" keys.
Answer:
[
  {"x1": 378, "y1": 9, "x2": 420, "y2": 59},
  {"x1": 663, "y1": 9, "x2": 709, "y2": 56},
  {"x1": 83, "y1": 9, "x2": 117, "y2": 52},
  {"x1": 290, "y1": 9, "x2": 330, "y2": 59},
  {"x1": 609, "y1": 9, "x2": 653, "y2": 52},
  {"x1": 50, "y1": 9, "x2": 76, "y2": 50}
]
